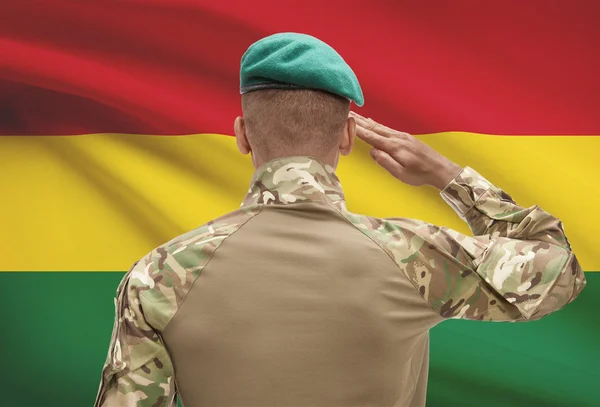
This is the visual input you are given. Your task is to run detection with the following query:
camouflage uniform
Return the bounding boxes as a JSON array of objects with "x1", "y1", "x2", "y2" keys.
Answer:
[{"x1": 95, "y1": 156, "x2": 585, "y2": 407}]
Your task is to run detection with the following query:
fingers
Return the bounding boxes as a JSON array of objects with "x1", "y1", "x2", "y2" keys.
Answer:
[
  {"x1": 370, "y1": 148, "x2": 406, "y2": 178},
  {"x1": 355, "y1": 124, "x2": 399, "y2": 152},
  {"x1": 349, "y1": 111, "x2": 413, "y2": 141},
  {"x1": 350, "y1": 111, "x2": 399, "y2": 151},
  {"x1": 350, "y1": 112, "x2": 394, "y2": 138},
  {"x1": 349, "y1": 111, "x2": 380, "y2": 132}
]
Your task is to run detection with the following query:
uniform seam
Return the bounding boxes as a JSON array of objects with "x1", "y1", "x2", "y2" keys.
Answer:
[
  {"x1": 242, "y1": 199, "x2": 338, "y2": 208},
  {"x1": 152, "y1": 206, "x2": 267, "y2": 403},
  {"x1": 154, "y1": 205, "x2": 265, "y2": 334},
  {"x1": 533, "y1": 251, "x2": 573, "y2": 316},
  {"x1": 325, "y1": 203, "x2": 443, "y2": 320},
  {"x1": 461, "y1": 188, "x2": 490, "y2": 220},
  {"x1": 407, "y1": 333, "x2": 427, "y2": 401}
]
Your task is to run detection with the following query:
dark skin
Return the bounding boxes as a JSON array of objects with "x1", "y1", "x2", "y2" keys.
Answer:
[
  {"x1": 350, "y1": 111, "x2": 463, "y2": 190},
  {"x1": 234, "y1": 109, "x2": 462, "y2": 191},
  {"x1": 234, "y1": 115, "x2": 356, "y2": 170}
]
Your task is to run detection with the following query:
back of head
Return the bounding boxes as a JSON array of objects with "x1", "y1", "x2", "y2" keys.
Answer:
[
  {"x1": 238, "y1": 32, "x2": 363, "y2": 165},
  {"x1": 241, "y1": 88, "x2": 350, "y2": 160}
]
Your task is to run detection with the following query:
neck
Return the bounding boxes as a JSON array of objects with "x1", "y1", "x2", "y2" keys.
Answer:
[{"x1": 252, "y1": 150, "x2": 339, "y2": 169}]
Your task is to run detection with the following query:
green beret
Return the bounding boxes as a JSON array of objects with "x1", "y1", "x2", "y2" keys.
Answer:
[{"x1": 240, "y1": 33, "x2": 364, "y2": 106}]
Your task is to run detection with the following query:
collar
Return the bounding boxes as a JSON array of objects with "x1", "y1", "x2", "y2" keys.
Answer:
[{"x1": 241, "y1": 156, "x2": 346, "y2": 210}]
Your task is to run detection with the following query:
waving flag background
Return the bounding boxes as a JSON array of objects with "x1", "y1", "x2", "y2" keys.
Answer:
[{"x1": 1, "y1": 1, "x2": 599, "y2": 406}]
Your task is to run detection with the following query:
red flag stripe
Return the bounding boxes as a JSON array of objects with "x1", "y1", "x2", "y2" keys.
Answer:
[{"x1": 1, "y1": 0, "x2": 600, "y2": 135}]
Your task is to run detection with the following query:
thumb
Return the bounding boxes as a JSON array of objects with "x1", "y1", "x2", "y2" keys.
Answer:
[{"x1": 370, "y1": 148, "x2": 405, "y2": 178}]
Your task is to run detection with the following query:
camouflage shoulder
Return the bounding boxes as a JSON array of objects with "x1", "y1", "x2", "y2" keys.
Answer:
[
  {"x1": 343, "y1": 211, "x2": 486, "y2": 265},
  {"x1": 339, "y1": 211, "x2": 492, "y2": 317},
  {"x1": 127, "y1": 205, "x2": 262, "y2": 330}
]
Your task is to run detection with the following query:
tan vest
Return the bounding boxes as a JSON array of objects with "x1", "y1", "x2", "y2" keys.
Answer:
[{"x1": 165, "y1": 199, "x2": 441, "y2": 406}]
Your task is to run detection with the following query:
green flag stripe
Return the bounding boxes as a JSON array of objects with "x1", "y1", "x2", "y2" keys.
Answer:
[{"x1": 1, "y1": 272, "x2": 597, "y2": 407}]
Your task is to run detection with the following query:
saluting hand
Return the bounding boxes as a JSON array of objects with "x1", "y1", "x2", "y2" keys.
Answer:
[{"x1": 350, "y1": 111, "x2": 463, "y2": 190}]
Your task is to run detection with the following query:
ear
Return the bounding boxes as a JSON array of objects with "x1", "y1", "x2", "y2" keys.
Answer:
[
  {"x1": 234, "y1": 116, "x2": 251, "y2": 155},
  {"x1": 339, "y1": 116, "x2": 356, "y2": 156}
]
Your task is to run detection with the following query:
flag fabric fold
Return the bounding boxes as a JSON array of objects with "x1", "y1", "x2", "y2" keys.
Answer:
[{"x1": 1, "y1": 1, "x2": 599, "y2": 406}]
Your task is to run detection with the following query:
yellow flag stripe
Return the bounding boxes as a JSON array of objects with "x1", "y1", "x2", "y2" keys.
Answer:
[{"x1": 2, "y1": 133, "x2": 598, "y2": 271}]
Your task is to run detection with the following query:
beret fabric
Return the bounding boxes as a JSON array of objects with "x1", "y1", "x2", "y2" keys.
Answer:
[{"x1": 240, "y1": 33, "x2": 364, "y2": 106}]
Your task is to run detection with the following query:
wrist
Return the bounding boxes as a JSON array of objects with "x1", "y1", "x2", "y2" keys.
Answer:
[{"x1": 430, "y1": 161, "x2": 463, "y2": 190}]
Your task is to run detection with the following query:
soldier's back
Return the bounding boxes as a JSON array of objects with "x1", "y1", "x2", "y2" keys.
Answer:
[{"x1": 162, "y1": 194, "x2": 439, "y2": 407}]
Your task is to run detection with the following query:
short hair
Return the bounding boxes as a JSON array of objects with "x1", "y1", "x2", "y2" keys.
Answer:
[{"x1": 241, "y1": 89, "x2": 350, "y2": 160}]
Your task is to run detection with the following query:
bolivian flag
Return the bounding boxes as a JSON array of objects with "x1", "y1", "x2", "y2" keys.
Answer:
[{"x1": 1, "y1": 1, "x2": 599, "y2": 406}]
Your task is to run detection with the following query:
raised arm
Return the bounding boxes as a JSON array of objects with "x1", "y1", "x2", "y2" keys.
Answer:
[{"x1": 350, "y1": 111, "x2": 586, "y2": 321}]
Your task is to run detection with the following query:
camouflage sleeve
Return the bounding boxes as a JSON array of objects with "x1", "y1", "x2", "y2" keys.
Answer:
[
  {"x1": 388, "y1": 167, "x2": 585, "y2": 322},
  {"x1": 441, "y1": 166, "x2": 572, "y2": 249},
  {"x1": 94, "y1": 262, "x2": 177, "y2": 407}
]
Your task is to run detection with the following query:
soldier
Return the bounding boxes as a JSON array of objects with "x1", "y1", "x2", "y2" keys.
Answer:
[{"x1": 95, "y1": 33, "x2": 586, "y2": 407}]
